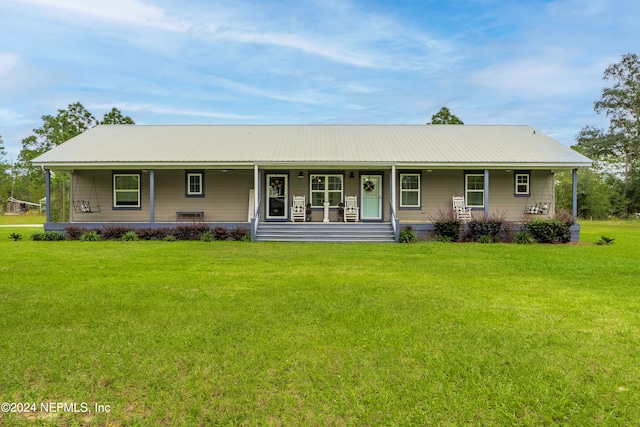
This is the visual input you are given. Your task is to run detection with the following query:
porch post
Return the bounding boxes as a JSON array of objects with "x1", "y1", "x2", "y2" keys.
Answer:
[
  {"x1": 390, "y1": 165, "x2": 396, "y2": 219},
  {"x1": 572, "y1": 168, "x2": 578, "y2": 218},
  {"x1": 254, "y1": 164, "x2": 259, "y2": 218},
  {"x1": 45, "y1": 168, "x2": 51, "y2": 223},
  {"x1": 483, "y1": 169, "x2": 489, "y2": 219},
  {"x1": 149, "y1": 169, "x2": 155, "y2": 224}
]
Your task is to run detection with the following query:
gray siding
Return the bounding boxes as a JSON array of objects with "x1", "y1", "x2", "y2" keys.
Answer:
[
  {"x1": 396, "y1": 170, "x2": 555, "y2": 222},
  {"x1": 70, "y1": 168, "x2": 555, "y2": 224},
  {"x1": 71, "y1": 169, "x2": 253, "y2": 223}
]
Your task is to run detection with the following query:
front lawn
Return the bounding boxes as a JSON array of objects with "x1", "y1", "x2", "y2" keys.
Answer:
[{"x1": 1, "y1": 222, "x2": 639, "y2": 426}]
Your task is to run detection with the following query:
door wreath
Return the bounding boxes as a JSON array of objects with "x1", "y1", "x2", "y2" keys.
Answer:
[{"x1": 363, "y1": 180, "x2": 375, "y2": 192}]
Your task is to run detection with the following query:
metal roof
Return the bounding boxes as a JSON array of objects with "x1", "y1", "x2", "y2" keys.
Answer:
[{"x1": 32, "y1": 124, "x2": 592, "y2": 169}]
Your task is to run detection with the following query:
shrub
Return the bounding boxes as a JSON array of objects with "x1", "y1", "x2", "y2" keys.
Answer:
[
  {"x1": 229, "y1": 227, "x2": 250, "y2": 241},
  {"x1": 513, "y1": 231, "x2": 535, "y2": 244},
  {"x1": 163, "y1": 235, "x2": 177, "y2": 242},
  {"x1": 64, "y1": 225, "x2": 88, "y2": 240},
  {"x1": 9, "y1": 233, "x2": 22, "y2": 241},
  {"x1": 525, "y1": 219, "x2": 570, "y2": 243},
  {"x1": 175, "y1": 223, "x2": 211, "y2": 241},
  {"x1": 212, "y1": 226, "x2": 228, "y2": 241},
  {"x1": 101, "y1": 226, "x2": 130, "y2": 240},
  {"x1": 399, "y1": 226, "x2": 417, "y2": 243},
  {"x1": 136, "y1": 227, "x2": 170, "y2": 240},
  {"x1": 200, "y1": 231, "x2": 214, "y2": 242},
  {"x1": 595, "y1": 235, "x2": 615, "y2": 245},
  {"x1": 30, "y1": 231, "x2": 65, "y2": 241},
  {"x1": 478, "y1": 234, "x2": 493, "y2": 244},
  {"x1": 81, "y1": 231, "x2": 101, "y2": 241},
  {"x1": 431, "y1": 210, "x2": 462, "y2": 242},
  {"x1": 44, "y1": 231, "x2": 65, "y2": 241},
  {"x1": 121, "y1": 231, "x2": 139, "y2": 241}
]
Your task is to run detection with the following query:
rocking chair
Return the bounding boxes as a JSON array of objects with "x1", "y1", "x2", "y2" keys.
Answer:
[
  {"x1": 291, "y1": 195, "x2": 306, "y2": 222},
  {"x1": 343, "y1": 196, "x2": 359, "y2": 222},
  {"x1": 452, "y1": 196, "x2": 472, "y2": 223}
]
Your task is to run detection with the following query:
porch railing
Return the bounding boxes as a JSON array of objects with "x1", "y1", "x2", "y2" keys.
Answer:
[
  {"x1": 389, "y1": 200, "x2": 400, "y2": 242},
  {"x1": 250, "y1": 197, "x2": 261, "y2": 241}
]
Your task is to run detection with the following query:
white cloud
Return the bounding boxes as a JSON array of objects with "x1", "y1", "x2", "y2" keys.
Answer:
[
  {"x1": 6, "y1": 0, "x2": 189, "y2": 31},
  {"x1": 88, "y1": 103, "x2": 261, "y2": 121},
  {"x1": 0, "y1": 53, "x2": 20, "y2": 81}
]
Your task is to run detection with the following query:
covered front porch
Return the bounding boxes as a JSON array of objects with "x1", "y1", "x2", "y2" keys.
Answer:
[{"x1": 43, "y1": 165, "x2": 582, "y2": 242}]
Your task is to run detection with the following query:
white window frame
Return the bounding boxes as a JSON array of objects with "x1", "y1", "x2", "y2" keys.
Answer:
[
  {"x1": 113, "y1": 173, "x2": 141, "y2": 208},
  {"x1": 465, "y1": 173, "x2": 484, "y2": 208},
  {"x1": 515, "y1": 172, "x2": 530, "y2": 196},
  {"x1": 399, "y1": 173, "x2": 420, "y2": 207},
  {"x1": 186, "y1": 172, "x2": 204, "y2": 197},
  {"x1": 310, "y1": 174, "x2": 343, "y2": 208}
]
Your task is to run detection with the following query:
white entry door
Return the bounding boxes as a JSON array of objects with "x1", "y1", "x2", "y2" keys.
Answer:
[
  {"x1": 361, "y1": 175, "x2": 382, "y2": 220},
  {"x1": 266, "y1": 174, "x2": 288, "y2": 220}
]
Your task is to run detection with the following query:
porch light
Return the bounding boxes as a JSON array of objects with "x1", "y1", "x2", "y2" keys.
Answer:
[
  {"x1": 298, "y1": 172, "x2": 304, "y2": 179},
  {"x1": 349, "y1": 172, "x2": 355, "y2": 178}
]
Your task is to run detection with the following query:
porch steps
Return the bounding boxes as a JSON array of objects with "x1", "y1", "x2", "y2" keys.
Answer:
[{"x1": 254, "y1": 222, "x2": 396, "y2": 242}]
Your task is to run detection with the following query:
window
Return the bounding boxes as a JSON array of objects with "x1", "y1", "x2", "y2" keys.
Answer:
[
  {"x1": 186, "y1": 171, "x2": 204, "y2": 197},
  {"x1": 113, "y1": 173, "x2": 140, "y2": 208},
  {"x1": 465, "y1": 173, "x2": 484, "y2": 207},
  {"x1": 310, "y1": 174, "x2": 343, "y2": 207},
  {"x1": 400, "y1": 173, "x2": 420, "y2": 207},
  {"x1": 514, "y1": 172, "x2": 530, "y2": 196}
]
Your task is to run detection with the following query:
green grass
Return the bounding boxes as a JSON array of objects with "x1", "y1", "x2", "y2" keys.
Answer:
[
  {"x1": 1, "y1": 222, "x2": 639, "y2": 426},
  {"x1": 0, "y1": 214, "x2": 46, "y2": 225}
]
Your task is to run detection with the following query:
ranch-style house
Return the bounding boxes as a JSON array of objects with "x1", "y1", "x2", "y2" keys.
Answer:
[{"x1": 33, "y1": 124, "x2": 592, "y2": 242}]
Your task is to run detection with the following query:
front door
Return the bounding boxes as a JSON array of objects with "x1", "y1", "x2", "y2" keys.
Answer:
[
  {"x1": 361, "y1": 174, "x2": 382, "y2": 220},
  {"x1": 266, "y1": 174, "x2": 288, "y2": 220}
]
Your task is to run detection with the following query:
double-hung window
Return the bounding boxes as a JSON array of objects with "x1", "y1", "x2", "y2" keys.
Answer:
[
  {"x1": 113, "y1": 173, "x2": 141, "y2": 208},
  {"x1": 465, "y1": 173, "x2": 484, "y2": 207},
  {"x1": 400, "y1": 173, "x2": 420, "y2": 207},
  {"x1": 310, "y1": 174, "x2": 343, "y2": 207},
  {"x1": 186, "y1": 171, "x2": 204, "y2": 197},
  {"x1": 514, "y1": 172, "x2": 530, "y2": 196}
]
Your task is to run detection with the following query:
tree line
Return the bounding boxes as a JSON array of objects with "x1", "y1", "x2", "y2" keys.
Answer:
[
  {"x1": 557, "y1": 53, "x2": 640, "y2": 218},
  {"x1": 0, "y1": 103, "x2": 134, "y2": 220}
]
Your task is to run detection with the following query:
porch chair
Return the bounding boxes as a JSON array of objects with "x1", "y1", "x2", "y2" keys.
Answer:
[
  {"x1": 343, "y1": 195, "x2": 359, "y2": 222},
  {"x1": 452, "y1": 196, "x2": 472, "y2": 223},
  {"x1": 291, "y1": 195, "x2": 306, "y2": 222}
]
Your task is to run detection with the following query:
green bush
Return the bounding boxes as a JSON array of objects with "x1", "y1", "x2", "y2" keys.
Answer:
[
  {"x1": 513, "y1": 231, "x2": 535, "y2": 244},
  {"x1": 595, "y1": 235, "x2": 615, "y2": 245},
  {"x1": 478, "y1": 234, "x2": 493, "y2": 244},
  {"x1": 9, "y1": 233, "x2": 22, "y2": 241},
  {"x1": 121, "y1": 231, "x2": 139, "y2": 241},
  {"x1": 30, "y1": 231, "x2": 65, "y2": 241},
  {"x1": 200, "y1": 231, "x2": 214, "y2": 242},
  {"x1": 431, "y1": 210, "x2": 462, "y2": 242},
  {"x1": 398, "y1": 226, "x2": 417, "y2": 243},
  {"x1": 81, "y1": 231, "x2": 101, "y2": 241},
  {"x1": 163, "y1": 235, "x2": 177, "y2": 242},
  {"x1": 465, "y1": 214, "x2": 509, "y2": 242},
  {"x1": 525, "y1": 219, "x2": 570, "y2": 243}
]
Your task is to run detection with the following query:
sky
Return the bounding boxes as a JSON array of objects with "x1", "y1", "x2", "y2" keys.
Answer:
[{"x1": 1, "y1": 0, "x2": 638, "y2": 160}]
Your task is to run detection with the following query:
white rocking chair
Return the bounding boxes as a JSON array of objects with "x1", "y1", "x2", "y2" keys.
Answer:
[
  {"x1": 291, "y1": 195, "x2": 306, "y2": 222},
  {"x1": 343, "y1": 196, "x2": 359, "y2": 222},
  {"x1": 452, "y1": 196, "x2": 472, "y2": 223}
]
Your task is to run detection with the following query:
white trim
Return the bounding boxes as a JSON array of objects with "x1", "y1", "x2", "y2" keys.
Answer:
[
  {"x1": 265, "y1": 174, "x2": 288, "y2": 219},
  {"x1": 515, "y1": 173, "x2": 530, "y2": 195},
  {"x1": 399, "y1": 173, "x2": 420, "y2": 207},
  {"x1": 309, "y1": 174, "x2": 344, "y2": 208},
  {"x1": 465, "y1": 173, "x2": 484, "y2": 208},
  {"x1": 113, "y1": 173, "x2": 141, "y2": 208},
  {"x1": 186, "y1": 172, "x2": 203, "y2": 195}
]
